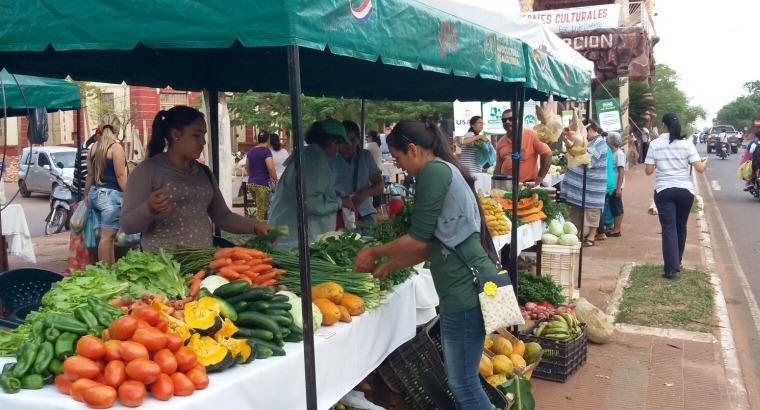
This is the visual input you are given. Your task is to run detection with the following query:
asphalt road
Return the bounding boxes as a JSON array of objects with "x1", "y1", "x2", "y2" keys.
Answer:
[
  {"x1": 2, "y1": 182, "x2": 52, "y2": 238},
  {"x1": 695, "y1": 142, "x2": 760, "y2": 407}
]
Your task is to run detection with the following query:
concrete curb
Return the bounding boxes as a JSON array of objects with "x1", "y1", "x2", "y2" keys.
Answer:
[
  {"x1": 605, "y1": 261, "x2": 634, "y2": 320},
  {"x1": 694, "y1": 172, "x2": 749, "y2": 410}
]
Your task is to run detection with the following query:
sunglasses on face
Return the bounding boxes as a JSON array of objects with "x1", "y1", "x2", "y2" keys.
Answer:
[{"x1": 501, "y1": 117, "x2": 513, "y2": 123}]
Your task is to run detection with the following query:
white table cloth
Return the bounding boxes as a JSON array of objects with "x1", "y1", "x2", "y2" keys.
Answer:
[
  {"x1": 380, "y1": 162, "x2": 403, "y2": 177},
  {"x1": 542, "y1": 172, "x2": 563, "y2": 187},
  {"x1": 1, "y1": 204, "x2": 36, "y2": 263},
  {"x1": 0, "y1": 279, "x2": 430, "y2": 410}
]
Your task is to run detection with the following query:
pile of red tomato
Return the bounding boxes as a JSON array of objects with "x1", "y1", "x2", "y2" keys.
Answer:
[{"x1": 54, "y1": 306, "x2": 208, "y2": 408}]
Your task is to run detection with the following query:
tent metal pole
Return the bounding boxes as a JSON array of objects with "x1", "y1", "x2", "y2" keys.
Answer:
[
  {"x1": 360, "y1": 98, "x2": 366, "y2": 139},
  {"x1": 509, "y1": 87, "x2": 526, "y2": 294},
  {"x1": 208, "y1": 90, "x2": 221, "y2": 237},
  {"x1": 0, "y1": 75, "x2": 7, "y2": 272},
  {"x1": 76, "y1": 108, "x2": 82, "y2": 197},
  {"x1": 288, "y1": 45, "x2": 318, "y2": 410}
]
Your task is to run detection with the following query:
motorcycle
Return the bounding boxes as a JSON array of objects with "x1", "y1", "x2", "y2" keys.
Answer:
[
  {"x1": 748, "y1": 171, "x2": 760, "y2": 201},
  {"x1": 44, "y1": 173, "x2": 74, "y2": 235},
  {"x1": 719, "y1": 143, "x2": 728, "y2": 160}
]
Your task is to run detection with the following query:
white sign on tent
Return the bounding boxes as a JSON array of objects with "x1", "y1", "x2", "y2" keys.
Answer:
[
  {"x1": 453, "y1": 100, "x2": 482, "y2": 136},
  {"x1": 482, "y1": 101, "x2": 510, "y2": 135}
]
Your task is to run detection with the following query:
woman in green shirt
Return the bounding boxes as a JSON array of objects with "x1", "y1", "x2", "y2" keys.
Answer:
[{"x1": 354, "y1": 120, "x2": 496, "y2": 409}]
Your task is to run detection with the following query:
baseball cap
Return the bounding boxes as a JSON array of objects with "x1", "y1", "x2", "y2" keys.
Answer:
[{"x1": 317, "y1": 119, "x2": 350, "y2": 144}]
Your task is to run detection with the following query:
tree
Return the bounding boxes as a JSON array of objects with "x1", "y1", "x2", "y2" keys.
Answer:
[{"x1": 649, "y1": 64, "x2": 706, "y2": 130}]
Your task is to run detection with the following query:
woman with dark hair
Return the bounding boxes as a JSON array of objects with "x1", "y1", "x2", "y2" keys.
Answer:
[
  {"x1": 645, "y1": 113, "x2": 707, "y2": 278},
  {"x1": 268, "y1": 119, "x2": 350, "y2": 244},
  {"x1": 120, "y1": 105, "x2": 272, "y2": 252},
  {"x1": 456, "y1": 115, "x2": 489, "y2": 175},
  {"x1": 354, "y1": 120, "x2": 497, "y2": 409},
  {"x1": 269, "y1": 133, "x2": 289, "y2": 180},
  {"x1": 246, "y1": 131, "x2": 278, "y2": 220}
]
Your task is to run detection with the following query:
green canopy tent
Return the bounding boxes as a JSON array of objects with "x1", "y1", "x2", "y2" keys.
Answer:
[{"x1": 0, "y1": 1, "x2": 590, "y2": 407}]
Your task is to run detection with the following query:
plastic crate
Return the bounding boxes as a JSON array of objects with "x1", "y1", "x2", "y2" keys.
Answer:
[
  {"x1": 520, "y1": 318, "x2": 587, "y2": 382},
  {"x1": 377, "y1": 316, "x2": 510, "y2": 410},
  {"x1": 540, "y1": 243, "x2": 581, "y2": 300}
]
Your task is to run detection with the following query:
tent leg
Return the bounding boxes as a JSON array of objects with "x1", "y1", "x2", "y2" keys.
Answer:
[
  {"x1": 360, "y1": 98, "x2": 366, "y2": 139},
  {"x1": 288, "y1": 45, "x2": 318, "y2": 410},
  {"x1": 208, "y1": 91, "x2": 221, "y2": 237},
  {"x1": 509, "y1": 86, "x2": 526, "y2": 335}
]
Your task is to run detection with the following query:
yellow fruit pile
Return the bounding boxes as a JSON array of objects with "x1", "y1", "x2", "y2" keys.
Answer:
[
  {"x1": 480, "y1": 335, "x2": 542, "y2": 385},
  {"x1": 479, "y1": 197, "x2": 510, "y2": 236}
]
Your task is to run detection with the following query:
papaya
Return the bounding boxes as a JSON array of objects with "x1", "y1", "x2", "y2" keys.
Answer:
[
  {"x1": 521, "y1": 211, "x2": 547, "y2": 223},
  {"x1": 508, "y1": 354, "x2": 527, "y2": 367},
  {"x1": 491, "y1": 355, "x2": 514, "y2": 377},
  {"x1": 491, "y1": 336, "x2": 513, "y2": 356},
  {"x1": 485, "y1": 373, "x2": 508, "y2": 387},
  {"x1": 511, "y1": 339, "x2": 525, "y2": 357},
  {"x1": 478, "y1": 353, "x2": 493, "y2": 378},
  {"x1": 523, "y1": 342, "x2": 543, "y2": 365}
]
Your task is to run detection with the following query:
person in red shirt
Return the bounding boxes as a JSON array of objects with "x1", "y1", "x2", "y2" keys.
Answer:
[{"x1": 494, "y1": 109, "x2": 552, "y2": 184}]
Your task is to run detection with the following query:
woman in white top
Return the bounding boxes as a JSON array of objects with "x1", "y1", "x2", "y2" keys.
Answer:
[
  {"x1": 457, "y1": 116, "x2": 489, "y2": 175},
  {"x1": 644, "y1": 113, "x2": 707, "y2": 279},
  {"x1": 269, "y1": 133, "x2": 289, "y2": 180}
]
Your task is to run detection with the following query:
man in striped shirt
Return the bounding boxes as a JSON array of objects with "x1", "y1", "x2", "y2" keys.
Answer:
[{"x1": 559, "y1": 119, "x2": 608, "y2": 247}]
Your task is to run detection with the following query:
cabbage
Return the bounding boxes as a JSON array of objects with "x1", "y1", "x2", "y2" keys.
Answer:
[
  {"x1": 548, "y1": 220, "x2": 564, "y2": 237},
  {"x1": 277, "y1": 290, "x2": 321, "y2": 331},
  {"x1": 558, "y1": 234, "x2": 579, "y2": 246},
  {"x1": 563, "y1": 222, "x2": 578, "y2": 236},
  {"x1": 199, "y1": 275, "x2": 230, "y2": 294},
  {"x1": 541, "y1": 233, "x2": 559, "y2": 245}
]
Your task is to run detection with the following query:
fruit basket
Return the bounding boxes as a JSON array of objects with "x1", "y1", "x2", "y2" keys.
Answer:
[
  {"x1": 520, "y1": 318, "x2": 587, "y2": 382},
  {"x1": 377, "y1": 316, "x2": 511, "y2": 410}
]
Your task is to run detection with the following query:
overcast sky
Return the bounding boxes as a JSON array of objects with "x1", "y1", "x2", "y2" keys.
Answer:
[{"x1": 653, "y1": 0, "x2": 759, "y2": 128}]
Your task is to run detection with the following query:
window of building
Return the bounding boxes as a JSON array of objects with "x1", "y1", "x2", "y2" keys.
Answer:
[
  {"x1": 101, "y1": 92, "x2": 115, "y2": 112},
  {"x1": 160, "y1": 92, "x2": 188, "y2": 111}
]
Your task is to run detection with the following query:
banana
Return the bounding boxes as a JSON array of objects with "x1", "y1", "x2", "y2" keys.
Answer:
[
  {"x1": 543, "y1": 333, "x2": 570, "y2": 340},
  {"x1": 553, "y1": 315, "x2": 568, "y2": 327}
]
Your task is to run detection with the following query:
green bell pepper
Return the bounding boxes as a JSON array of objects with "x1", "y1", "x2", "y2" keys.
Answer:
[
  {"x1": 45, "y1": 313, "x2": 89, "y2": 335},
  {"x1": 0, "y1": 367, "x2": 20, "y2": 394},
  {"x1": 45, "y1": 327, "x2": 61, "y2": 343},
  {"x1": 73, "y1": 305, "x2": 100, "y2": 330},
  {"x1": 54, "y1": 332, "x2": 78, "y2": 361},
  {"x1": 48, "y1": 359, "x2": 63, "y2": 375},
  {"x1": 33, "y1": 341, "x2": 55, "y2": 375},
  {"x1": 11, "y1": 339, "x2": 40, "y2": 378},
  {"x1": 19, "y1": 374, "x2": 44, "y2": 390}
]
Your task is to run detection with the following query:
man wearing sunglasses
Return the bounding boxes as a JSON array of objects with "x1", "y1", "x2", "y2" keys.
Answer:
[{"x1": 494, "y1": 109, "x2": 552, "y2": 185}]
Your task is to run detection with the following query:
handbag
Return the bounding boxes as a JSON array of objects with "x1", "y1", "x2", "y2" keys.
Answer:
[
  {"x1": 69, "y1": 201, "x2": 88, "y2": 233},
  {"x1": 83, "y1": 207, "x2": 100, "y2": 248},
  {"x1": 441, "y1": 226, "x2": 524, "y2": 334},
  {"x1": 116, "y1": 228, "x2": 142, "y2": 249},
  {"x1": 738, "y1": 160, "x2": 752, "y2": 181}
]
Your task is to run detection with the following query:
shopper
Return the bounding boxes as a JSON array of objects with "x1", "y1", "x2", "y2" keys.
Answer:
[
  {"x1": 120, "y1": 105, "x2": 272, "y2": 252},
  {"x1": 495, "y1": 109, "x2": 552, "y2": 184},
  {"x1": 246, "y1": 131, "x2": 278, "y2": 220},
  {"x1": 605, "y1": 131, "x2": 626, "y2": 237},
  {"x1": 354, "y1": 120, "x2": 496, "y2": 409},
  {"x1": 644, "y1": 113, "x2": 707, "y2": 278},
  {"x1": 269, "y1": 133, "x2": 289, "y2": 180},
  {"x1": 457, "y1": 115, "x2": 489, "y2": 175}
]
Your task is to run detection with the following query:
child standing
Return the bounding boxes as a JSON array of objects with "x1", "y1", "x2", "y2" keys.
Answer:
[{"x1": 606, "y1": 132, "x2": 626, "y2": 236}]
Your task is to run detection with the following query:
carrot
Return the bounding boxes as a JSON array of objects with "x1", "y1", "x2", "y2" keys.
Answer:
[
  {"x1": 231, "y1": 259, "x2": 249, "y2": 266},
  {"x1": 214, "y1": 248, "x2": 236, "y2": 259},
  {"x1": 237, "y1": 276, "x2": 253, "y2": 286},
  {"x1": 259, "y1": 279, "x2": 277, "y2": 287},
  {"x1": 245, "y1": 258, "x2": 263, "y2": 267},
  {"x1": 252, "y1": 271, "x2": 277, "y2": 285},
  {"x1": 249, "y1": 264, "x2": 273, "y2": 274},
  {"x1": 108, "y1": 299, "x2": 123, "y2": 307},
  {"x1": 189, "y1": 278, "x2": 202, "y2": 299},
  {"x1": 245, "y1": 248, "x2": 267, "y2": 258},
  {"x1": 269, "y1": 268, "x2": 287, "y2": 276},
  {"x1": 218, "y1": 267, "x2": 241, "y2": 280},
  {"x1": 153, "y1": 294, "x2": 164, "y2": 303},
  {"x1": 260, "y1": 257, "x2": 273, "y2": 265},
  {"x1": 241, "y1": 270, "x2": 260, "y2": 280},
  {"x1": 225, "y1": 264, "x2": 252, "y2": 273},
  {"x1": 172, "y1": 310, "x2": 185, "y2": 321},
  {"x1": 230, "y1": 251, "x2": 252, "y2": 261},
  {"x1": 186, "y1": 270, "x2": 206, "y2": 284},
  {"x1": 209, "y1": 258, "x2": 232, "y2": 270},
  {"x1": 120, "y1": 306, "x2": 128, "y2": 313}
]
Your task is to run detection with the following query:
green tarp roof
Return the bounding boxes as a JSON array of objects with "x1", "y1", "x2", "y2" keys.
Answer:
[{"x1": 0, "y1": 69, "x2": 81, "y2": 118}]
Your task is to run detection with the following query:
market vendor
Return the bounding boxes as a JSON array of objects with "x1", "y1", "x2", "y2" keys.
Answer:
[
  {"x1": 331, "y1": 120, "x2": 384, "y2": 224},
  {"x1": 120, "y1": 105, "x2": 273, "y2": 252},
  {"x1": 494, "y1": 109, "x2": 552, "y2": 184},
  {"x1": 354, "y1": 120, "x2": 498, "y2": 408},
  {"x1": 268, "y1": 119, "x2": 350, "y2": 245}
]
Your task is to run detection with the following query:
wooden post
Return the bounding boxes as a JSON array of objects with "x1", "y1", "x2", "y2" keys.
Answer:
[{"x1": 618, "y1": 66, "x2": 632, "y2": 168}]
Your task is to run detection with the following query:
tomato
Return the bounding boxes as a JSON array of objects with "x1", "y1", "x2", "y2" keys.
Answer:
[
  {"x1": 118, "y1": 341, "x2": 149, "y2": 362},
  {"x1": 95, "y1": 359, "x2": 108, "y2": 373},
  {"x1": 154, "y1": 319, "x2": 168, "y2": 333},
  {"x1": 192, "y1": 361, "x2": 206, "y2": 373},
  {"x1": 82, "y1": 384, "x2": 117, "y2": 409},
  {"x1": 125, "y1": 358, "x2": 161, "y2": 385},
  {"x1": 76, "y1": 335, "x2": 106, "y2": 361},
  {"x1": 149, "y1": 373, "x2": 174, "y2": 401},
  {"x1": 54, "y1": 374, "x2": 74, "y2": 395},
  {"x1": 164, "y1": 333, "x2": 184, "y2": 352},
  {"x1": 170, "y1": 372, "x2": 196, "y2": 396},
  {"x1": 135, "y1": 319, "x2": 152, "y2": 329},
  {"x1": 131, "y1": 327, "x2": 167, "y2": 352},
  {"x1": 153, "y1": 348, "x2": 178, "y2": 375},
  {"x1": 103, "y1": 340, "x2": 122, "y2": 362},
  {"x1": 137, "y1": 307, "x2": 160, "y2": 326},
  {"x1": 103, "y1": 360, "x2": 126, "y2": 389},
  {"x1": 174, "y1": 346, "x2": 198, "y2": 373},
  {"x1": 93, "y1": 373, "x2": 106, "y2": 385},
  {"x1": 117, "y1": 380, "x2": 147, "y2": 407},
  {"x1": 63, "y1": 356, "x2": 101, "y2": 380},
  {"x1": 70, "y1": 378, "x2": 101, "y2": 402},
  {"x1": 184, "y1": 368, "x2": 209, "y2": 390},
  {"x1": 109, "y1": 316, "x2": 139, "y2": 341}
]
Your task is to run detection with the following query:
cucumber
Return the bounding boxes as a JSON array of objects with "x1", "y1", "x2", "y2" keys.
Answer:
[
  {"x1": 272, "y1": 334, "x2": 285, "y2": 347},
  {"x1": 279, "y1": 326, "x2": 291, "y2": 338},
  {"x1": 249, "y1": 338, "x2": 286, "y2": 356},
  {"x1": 212, "y1": 296, "x2": 239, "y2": 322},
  {"x1": 233, "y1": 301, "x2": 249, "y2": 312},
  {"x1": 284, "y1": 332, "x2": 304, "y2": 343},
  {"x1": 236, "y1": 311, "x2": 282, "y2": 337},
  {"x1": 234, "y1": 327, "x2": 274, "y2": 341},
  {"x1": 226, "y1": 287, "x2": 274, "y2": 305},
  {"x1": 247, "y1": 301, "x2": 270, "y2": 312},
  {"x1": 198, "y1": 288, "x2": 213, "y2": 299},
  {"x1": 270, "y1": 315, "x2": 292, "y2": 327},
  {"x1": 256, "y1": 345, "x2": 274, "y2": 359},
  {"x1": 267, "y1": 302, "x2": 292, "y2": 311},
  {"x1": 269, "y1": 294, "x2": 290, "y2": 304},
  {"x1": 289, "y1": 323, "x2": 304, "y2": 335},
  {"x1": 264, "y1": 309, "x2": 289, "y2": 317},
  {"x1": 213, "y1": 280, "x2": 250, "y2": 299}
]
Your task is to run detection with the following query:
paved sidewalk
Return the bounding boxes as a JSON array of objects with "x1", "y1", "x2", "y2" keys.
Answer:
[{"x1": 531, "y1": 164, "x2": 731, "y2": 409}]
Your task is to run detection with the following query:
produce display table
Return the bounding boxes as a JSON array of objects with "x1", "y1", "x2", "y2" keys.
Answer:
[
  {"x1": 493, "y1": 220, "x2": 545, "y2": 256},
  {"x1": 542, "y1": 172, "x2": 563, "y2": 188},
  {"x1": 1, "y1": 204, "x2": 36, "y2": 263},
  {"x1": 0, "y1": 279, "x2": 431, "y2": 410}
]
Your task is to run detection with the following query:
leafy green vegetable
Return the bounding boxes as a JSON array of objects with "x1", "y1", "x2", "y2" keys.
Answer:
[
  {"x1": 310, "y1": 231, "x2": 365, "y2": 266},
  {"x1": 244, "y1": 225, "x2": 289, "y2": 254},
  {"x1": 111, "y1": 249, "x2": 188, "y2": 299},
  {"x1": 498, "y1": 375, "x2": 535, "y2": 410},
  {"x1": 365, "y1": 199, "x2": 414, "y2": 244},
  {"x1": 517, "y1": 271, "x2": 565, "y2": 306},
  {"x1": 0, "y1": 324, "x2": 33, "y2": 356},
  {"x1": 518, "y1": 188, "x2": 569, "y2": 222}
]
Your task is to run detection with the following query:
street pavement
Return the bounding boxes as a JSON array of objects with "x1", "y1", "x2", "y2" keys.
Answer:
[{"x1": 3, "y1": 153, "x2": 749, "y2": 409}]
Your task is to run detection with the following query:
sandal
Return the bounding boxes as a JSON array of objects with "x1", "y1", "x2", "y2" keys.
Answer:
[
  {"x1": 606, "y1": 231, "x2": 622, "y2": 237},
  {"x1": 595, "y1": 234, "x2": 607, "y2": 240},
  {"x1": 582, "y1": 239, "x2": 595, "y2": 247}
]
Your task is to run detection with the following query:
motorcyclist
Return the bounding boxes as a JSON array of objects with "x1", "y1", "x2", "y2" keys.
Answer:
[
  {"x1": 747, "y1": 131, "x2": 760, "y2": 190},
  {"x1": 718, "y1": 129, "x2": 730, "y2": 156}
]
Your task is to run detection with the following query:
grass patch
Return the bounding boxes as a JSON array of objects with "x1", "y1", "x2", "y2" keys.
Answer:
[
  {"x1": 690, "y1": 197, "x2": 699, "y2": 214},
  {"x1": 615, "y1": 264, "x2": 714, "y2": 333}
]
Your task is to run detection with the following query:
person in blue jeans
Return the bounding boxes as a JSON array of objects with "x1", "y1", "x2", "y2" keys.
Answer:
[
  {"x1": 354, "y1": 120, "x2": 497, "y2": 409},
  {"x1": 85, "y1": 115, "x2": 127, "y2": 266},
  {"x1": 645, "y1": 113, "x2": 707, "y2": 278}
]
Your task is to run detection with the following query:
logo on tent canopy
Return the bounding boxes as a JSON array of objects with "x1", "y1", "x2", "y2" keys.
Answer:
[
  {"x1": 350, "y1": 0, "x2": 374, "y2": 22},
  {"x1": 532, "y1": 49, "x2": 548, "y2": 73}
]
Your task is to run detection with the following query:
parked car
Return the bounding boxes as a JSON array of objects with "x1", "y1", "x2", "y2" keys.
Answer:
[
  {"x1": 706, "y1": 125, "x2": 741, "y2": 154},
  {"x1": 18, "y1": 146, "x2": 77, "y2": 197}
]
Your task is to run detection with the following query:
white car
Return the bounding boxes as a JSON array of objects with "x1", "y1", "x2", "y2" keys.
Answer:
[{"x1": 18, "y1": 146, "x2": 77, "y2": 197}]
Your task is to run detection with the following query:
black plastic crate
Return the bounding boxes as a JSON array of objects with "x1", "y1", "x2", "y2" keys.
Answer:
[
  {"x1": 377, "y1": 316, "x2": 510, "y2": 410},
  {"x1": 520, "y1": 318, "x2": 588, "y2": 382}
]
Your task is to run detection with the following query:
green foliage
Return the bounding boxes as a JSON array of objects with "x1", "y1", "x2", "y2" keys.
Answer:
[
  {"x1": 650, "y1": 64, "x2": 706, "y2": 130},
  {"x1": 716, "y1": 81, "x2": 760, "y2": 129},
  {"x1": 498, "y1": 375, "x2": 535, "y2": 410}
]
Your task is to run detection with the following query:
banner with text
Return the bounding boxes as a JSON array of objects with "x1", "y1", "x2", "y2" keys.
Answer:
[
  {"x1": 482, "y1": 101, "x2": 510, "y2": 135},
  {"x1": 453, "y1": 101, "x2": 483, "y2": 136},
  {"x1": 521, "y1": 4, "x2": 621, "y2": 34},
  {"x1": 595, "y1": 98, "x2": 622, "y2": 132}
]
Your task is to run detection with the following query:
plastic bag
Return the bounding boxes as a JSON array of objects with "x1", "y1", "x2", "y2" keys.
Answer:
[
  {"x1": 116, "y1": 228, "x2": 141, "y2": 248},
  {"x1": 341, "y1": 207, "x2": 357, "y2": 230},
  {"x1": 572, "y1": 297, "x2": 614, "y2": 344},
  {"x1": 475, "y1": 140, "x2": 497, "y2": 167},
  {"x1": 738, "y1": 160, "x2": 752, "y2": 181},
  {"x1": 83, "y1": 208, "x2": 100, "y2": 249},
  {"x1": 70, "y1": 201, "x2": 88, "y2": 233}
]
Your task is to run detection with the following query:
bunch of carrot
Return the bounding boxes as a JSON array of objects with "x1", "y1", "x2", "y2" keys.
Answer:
[
  {"x1": 207, "y1": 247, "x2": 286, "y2": 288},
  {"x1": 108, "y1": 293, "x2": 188, "y2": 321}
]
